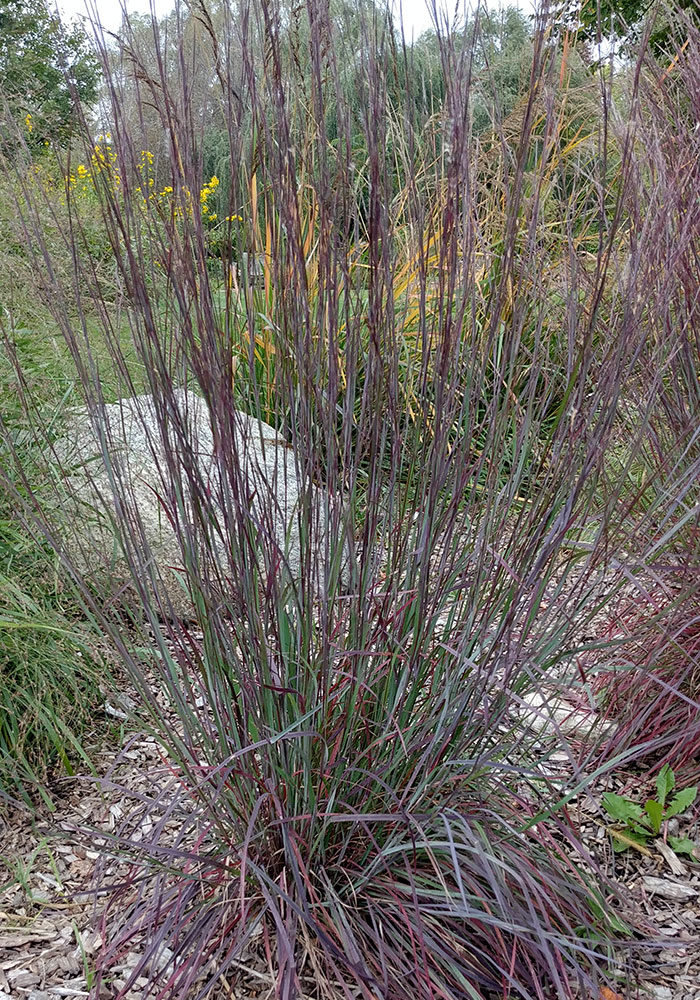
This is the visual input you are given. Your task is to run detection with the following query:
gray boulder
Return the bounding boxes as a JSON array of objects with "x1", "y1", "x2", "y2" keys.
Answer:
[{"x1": 53, "y1": 388, "x2": 346, "y2": 617}]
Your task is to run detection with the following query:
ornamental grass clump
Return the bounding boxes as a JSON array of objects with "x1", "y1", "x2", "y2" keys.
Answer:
[
  {"x1": 2, "y1": 1, "x2": 700, "y2": 997},
  {"x1": 584, "y1": 11, "x2": 700, "y2": 785}
]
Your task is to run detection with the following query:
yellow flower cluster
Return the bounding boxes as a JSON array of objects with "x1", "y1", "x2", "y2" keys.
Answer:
[
  {"x1": 53, "y1": 139, "x2": 238, "y2": 235},
  {"x1": 25, "y1": 113, "x2": 33, "y2": 134},
  {"x1": 200, "y1": 175, "x2": 219, "y2": 222},
  {"x1": 65, "y1": 138, "x2": 120, "y2": 195}
]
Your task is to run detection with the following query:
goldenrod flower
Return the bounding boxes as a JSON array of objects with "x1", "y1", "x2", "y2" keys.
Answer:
[{"x1": 25, "y1": 113, "x2": 33, "y2": 134}]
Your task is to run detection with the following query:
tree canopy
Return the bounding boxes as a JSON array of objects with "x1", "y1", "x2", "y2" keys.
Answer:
[
  {"x1": 563, "y1": 0, "x2": 698, "y2": 54},
  {"x1": 0, "y1": 0, "x2": 99, "y2": 147}
]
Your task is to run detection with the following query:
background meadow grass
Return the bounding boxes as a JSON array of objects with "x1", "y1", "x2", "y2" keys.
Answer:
[{"x1": 0, "y1": 1, "x2": 699, "y2": 997}]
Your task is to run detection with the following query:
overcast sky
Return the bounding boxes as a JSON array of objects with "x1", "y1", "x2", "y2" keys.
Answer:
[{"x1": 55, "y1": 0, "x2": 450, "y2": 39}]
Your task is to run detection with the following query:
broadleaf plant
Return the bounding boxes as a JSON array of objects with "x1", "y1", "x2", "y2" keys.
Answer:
[{"x1": 603, "y1": 766, "x2": 698, "y2": 855}]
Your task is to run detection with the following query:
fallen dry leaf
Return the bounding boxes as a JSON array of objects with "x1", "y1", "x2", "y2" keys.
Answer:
[{"x1": 599, "y1": 989, "x2": 624, "y2": 1000}]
